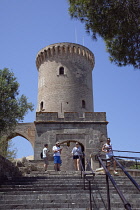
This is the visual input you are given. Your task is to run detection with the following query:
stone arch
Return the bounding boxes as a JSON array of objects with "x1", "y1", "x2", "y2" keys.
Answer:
[
  {"x1": 7, "y1": 123, "x2": 36, "y2": 149},
  {"x1": 6, "y1": 131, "x2": 34, "y2": 150},
  {"x1": 58, "y1": 140, "x2": 85, "y2": 171},
  {"x1": 7, "y1": 132, "x2": 34, "y2": 158}
]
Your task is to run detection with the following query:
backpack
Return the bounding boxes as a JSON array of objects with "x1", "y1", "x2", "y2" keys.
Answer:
[{"x1": 40, "y1": 152, "x2": 43, "y2": 159}]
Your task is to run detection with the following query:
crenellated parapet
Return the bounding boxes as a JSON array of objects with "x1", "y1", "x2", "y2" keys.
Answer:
[
  {"x1": 35, "y1": 112, "x2": 108, "y2": 124},
  {"x1": 36, "y1": 42, "x2": 95, "y2": 70}
]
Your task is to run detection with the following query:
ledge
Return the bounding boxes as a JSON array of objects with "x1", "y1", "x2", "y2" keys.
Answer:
[{"x1": 34, "y1": 121, "x2": 108, "y2": 125}]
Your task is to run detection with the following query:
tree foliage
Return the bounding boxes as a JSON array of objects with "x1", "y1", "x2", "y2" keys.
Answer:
[
  {"x1": 0, "y1": 68, "x2": 34, "y2": 137},
  {"x1": 0, "y1": 137, "x2": 17, "y2": 160},
  {"x1": 68, "y1": 0, "x2": 140, "y2": 69}
]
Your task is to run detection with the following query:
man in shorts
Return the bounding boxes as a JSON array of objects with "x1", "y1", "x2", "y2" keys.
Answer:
[
  {"x1": 52, "y1": 142, "x2": 62, "y2": 171},
  {"x1": 43, "y1": 144, "x2": 49, "y2": 172},
  {"x1": 102, "y1": 138, "x2": 118, "y2": 175}
]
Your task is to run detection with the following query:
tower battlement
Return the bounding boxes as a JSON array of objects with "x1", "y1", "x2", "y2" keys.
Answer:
[
  {"x1": 35, "y1": 112, "x2": 107, "y2": 123},
  {"x1": 36, "y1": 42, "x2": 95, "y2": 70}
]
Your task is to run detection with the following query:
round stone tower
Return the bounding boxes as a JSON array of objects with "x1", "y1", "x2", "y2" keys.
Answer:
[{"x1": 36, "y1": 42, "x2": 95, "y2": 116}]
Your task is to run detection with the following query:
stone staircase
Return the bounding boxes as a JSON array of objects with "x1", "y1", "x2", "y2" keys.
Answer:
[{"x1": 0, "y1": 162, "x2": 140, "y2": 209}]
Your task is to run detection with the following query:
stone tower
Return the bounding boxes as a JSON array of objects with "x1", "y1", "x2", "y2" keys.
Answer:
[
  {"x1": 36, "y1": 43, "x2": 94, "y2": 116},
  {"x1": 34, "y1": 42, "x2": 108, "y2": 170},
  {"x1": 9, "y1": 42, "x2": 108, "y2": 171}
]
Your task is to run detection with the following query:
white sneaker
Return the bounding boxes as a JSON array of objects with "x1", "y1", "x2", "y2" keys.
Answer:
[{"x1": 114, "y1": 171, "x2": 118, "y2": 175}]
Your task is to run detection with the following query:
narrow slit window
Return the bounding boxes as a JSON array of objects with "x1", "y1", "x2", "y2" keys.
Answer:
[
  {"x1": 40, "y1": 101, "x2": 44, "y2": 111},
  {"x1": 59, "y1": 67, "x2": 64, "y2": 75},
  {"x1": 82, "y1": 100, "x2": 86, "y2": 108}
]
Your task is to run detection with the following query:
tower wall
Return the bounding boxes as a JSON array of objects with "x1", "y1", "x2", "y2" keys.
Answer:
[
  {"x1": 36, "y1": 43, "x2": 95, "y2": 116},
  {"x1": 34, "y1": 112, "x2": 108, "y2": 170}
]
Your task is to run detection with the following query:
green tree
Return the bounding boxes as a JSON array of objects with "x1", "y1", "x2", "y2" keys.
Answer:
[
  {"x1": 0, "y1": 68, "x2": 34, "y2": 138},
  {"x1": 68, "y1": 0, "x2": 140, "y2": 69},
  {"x1": 0, "y1": 137, "x2": 17, "y2": 160}
]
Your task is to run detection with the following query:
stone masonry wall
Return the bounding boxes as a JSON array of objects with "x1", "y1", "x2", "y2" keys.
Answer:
[
  {"x1": 0, "y1": 155, "x2": 22, "y2": 183},
  {"x1": 34, "y1": 112, "x2": 108, "y2": 170}
]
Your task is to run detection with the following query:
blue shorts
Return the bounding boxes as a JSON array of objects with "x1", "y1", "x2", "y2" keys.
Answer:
[{"x1": 54, "y1": 156, "x2": 61, "y2": 164}]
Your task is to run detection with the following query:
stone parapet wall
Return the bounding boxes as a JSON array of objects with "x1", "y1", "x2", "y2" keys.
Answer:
[
  {"x1": 36, "y1": 42, "x2": 94, "y2": 70},
  {"x1": 35, "y1": 112, "x2": 108, "y2": 123},
  {"x1": 0, "y1": 155, "x2": 22, "y2": 182}
]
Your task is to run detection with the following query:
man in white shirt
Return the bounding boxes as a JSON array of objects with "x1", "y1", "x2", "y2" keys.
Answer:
[
  {"x1": 52, "y1": 142, "x2": 62, "y2": 171},
  {"x1": 43, "y1": 144, "x2": 49, "y2": 172}
]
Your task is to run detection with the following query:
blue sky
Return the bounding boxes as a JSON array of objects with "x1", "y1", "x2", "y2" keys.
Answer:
[{"x1": 0, "y1": 0, "x2": 140, "y2": 159}]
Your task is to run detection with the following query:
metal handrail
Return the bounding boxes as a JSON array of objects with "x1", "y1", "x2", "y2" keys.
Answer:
[
  {"x1": 114, "y1": 155, "x2": 140, "y2": 160},
  {"x1": 113, "y1": 156, "x2": 140, "y2": 192},
  {"x1": 79, "y1": 156, "x2": 95, "y2": 210},
  {"x1": 113, "y1": 150, "x2": 140, "y2": 154},
  {"x1": 114, "y1": 155, "x2": 140, "y2": 169},
  {"x1": 97, "y1": 155, "x2": 132, "y2": 210},
  {"x1": 112, "y1": 150, "x2": 140, "y2": 167}
]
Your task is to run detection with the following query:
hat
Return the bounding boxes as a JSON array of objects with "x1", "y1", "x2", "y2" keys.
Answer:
[{"x1": 56, "y1": 141, "x2": 60, "y2": 145}]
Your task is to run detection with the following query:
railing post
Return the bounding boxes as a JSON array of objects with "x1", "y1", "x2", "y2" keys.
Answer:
[
  {"x1": 83, "y1": 174, "x2": 86, "y2": 190},
  {"x1": 135, "y1": 159, "x2": 138, "y2": 169},
  {"x1": 106, "y1": 174, "x2": 111, "y2": 210},
  {"x1": 89, "y1": 180, "x2": 92, "y2": 210}
]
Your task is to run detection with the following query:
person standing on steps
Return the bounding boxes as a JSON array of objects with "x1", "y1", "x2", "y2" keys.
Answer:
[
  {"x1": 43, "y1": 144, "x2": 50, "y2": 172},
  {"x1": 102, "y1": 138, "x2": 118, "y2": 175},
  {"x1": 52, "y1": 142, "x2": 62, "y2": 171},
  {"x1": 71, "y1": 142, "x2": 83, "y2": 171}
]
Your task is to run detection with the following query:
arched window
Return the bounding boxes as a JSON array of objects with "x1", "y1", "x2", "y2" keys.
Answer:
[
  {"x1": 82, "y1": 100, "x2": 86, "y2": 108},
  {"x1": 40, "y1": 101, "x2": 44, "y2": 111},
  {"x1": 59, "y1": 67, "x2": 64, "y2": 75}
]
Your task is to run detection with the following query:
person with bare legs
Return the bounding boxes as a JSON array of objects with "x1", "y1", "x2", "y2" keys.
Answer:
[
  {"x1": 72, "y1": 142, "x2": 83, "y2": 171},
  {"x1": 52, "y1": 142, "x2": 62, "y2": 171},
  {"x1": 102, "y1": 138, "x2": 118, "y2": 175},
  {"x1": 43, "y1": 144, "x2": 50, "y2": 172}
]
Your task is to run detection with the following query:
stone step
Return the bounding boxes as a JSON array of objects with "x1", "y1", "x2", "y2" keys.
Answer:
[
  {"x1": 0, "y1": 201, "x2": 139, "y2": 209},
  {"x1": 0, "y1": 186, "x2": 138, "y2": 194},
  {"x1": 3, "y1": 174, "x2": 140, "y2": 183},
  {"x1": 14, "y1": 209, "x2": 87, "y2": 210},
  {"x1": 3, "y1": 209, "x2": 139, "y2": 210},
  {"x1": 0, "y1": 203, "x2": 89, "y2": 209},
  {"x1": 2, "y1": 209, "x2": 87, "y2": 210},
  {"x1": 0, "y1": 171, "x2": 139, "y2": 210},
  {"x1": 0, "y1": 194, "x2": 139, "y2": 205},
  {"x1": 1, "y1": 181, "x2": 138, "y2": 190},
  {"x1": 0, "y1": 193, "x2": 89, "y2": 200},
  {"x1": 0, "y1": 190, "x2": 139, "y2": 200},
  {"x1": 0, "y1": 192, "x2": 140, "y2": 200}
]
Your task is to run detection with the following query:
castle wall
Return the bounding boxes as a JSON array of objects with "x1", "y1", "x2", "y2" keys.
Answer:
[{"x1": 34, "y1": 112, "x2": 108, "y2": 170}]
